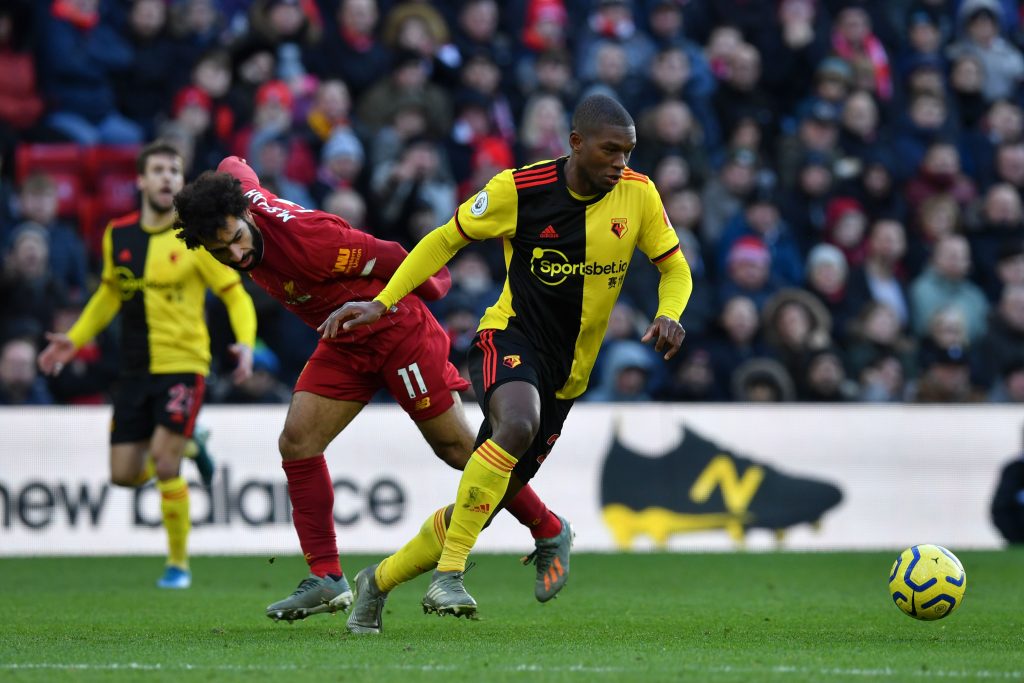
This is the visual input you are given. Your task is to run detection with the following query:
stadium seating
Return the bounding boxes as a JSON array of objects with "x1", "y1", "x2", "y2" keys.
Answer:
[
  {"x1": 16, "y1": 143, "x2": 142, "y2": 258},
  {"x1": 14, "y1": 143, "x2": 84, "y2": 220}
]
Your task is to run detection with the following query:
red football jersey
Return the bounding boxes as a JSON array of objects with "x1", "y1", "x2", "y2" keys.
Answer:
[{"x1": 217, "y1": 156, "x2": 427, "y2": 343}]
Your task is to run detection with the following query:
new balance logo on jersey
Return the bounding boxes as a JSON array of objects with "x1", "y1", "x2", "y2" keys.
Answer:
[
  {"x1": 539, "y1": 225, "x2": 559, "y2": 239},
  {"x1": 468, "y1": 503, "x2": 491, "y2": 514}
]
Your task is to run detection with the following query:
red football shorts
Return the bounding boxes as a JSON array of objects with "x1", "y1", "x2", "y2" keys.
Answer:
[{"x1": 294, "y1": 309, "x2": 469, "y2": 421}]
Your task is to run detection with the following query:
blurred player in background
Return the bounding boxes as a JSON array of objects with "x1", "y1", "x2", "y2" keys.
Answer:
[
  {"x1": 39, "y1": 141, "x2": 257, "y2": 589},
  {"x1": 332, "y1": 94, "x2": 691, "y2": 630},
  {"x1": 172, "y1": 156, "x2": 573, "y2": 622}
]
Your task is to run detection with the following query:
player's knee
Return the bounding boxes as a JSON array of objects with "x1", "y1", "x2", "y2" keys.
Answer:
[
  {"x1": 278, "y1": 428, "x2": 311, "y2": 461},
  {"x1": 492, "y1": 416, "x2": 539, "y2": 457},
  {"x1": 109, "y1": 471, "x2": 137, "y2": 488},
  {"x1": 152, "y1": 456, "x2": 180, "y2": 481}
]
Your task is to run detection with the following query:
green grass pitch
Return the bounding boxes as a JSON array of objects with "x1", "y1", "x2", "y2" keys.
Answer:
[{"x1": 2, "y1": 551, "x2": 1023, "y2": 682}]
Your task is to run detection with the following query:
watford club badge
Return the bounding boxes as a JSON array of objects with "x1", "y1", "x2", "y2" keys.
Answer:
[
  {"x1": 503, "y1": 354, "x2": 522, "y2": 369},
  {"x1": 600, "y1": 425, "x2": 842, "y2": 548}
]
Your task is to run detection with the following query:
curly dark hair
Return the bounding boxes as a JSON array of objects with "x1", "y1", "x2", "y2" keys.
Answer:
[{"x1": 173, "y1": 171, "x2": 248, "y2": 250}]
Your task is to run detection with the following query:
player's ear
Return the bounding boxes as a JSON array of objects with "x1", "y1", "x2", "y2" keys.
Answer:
[{"x1": 569, "y1": 130, "x2": 582, "y2": 153}]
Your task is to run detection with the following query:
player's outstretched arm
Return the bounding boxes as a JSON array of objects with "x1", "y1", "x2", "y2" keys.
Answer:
[
  {"x1": 37, "y1": 332, "x2": 77, "y2": 376},
  {"x1": 371, "y1": 239, "x2": 452, "y2": 301},
  {"x1": 318, "y1": 300, "x2": 387, "y2": 338},
  {"x1": 228, "y1": 343, "x2": 254, "y2": 383},
  {"x1": 641, "y1": 317, "x2": 686, "y2": 360}
]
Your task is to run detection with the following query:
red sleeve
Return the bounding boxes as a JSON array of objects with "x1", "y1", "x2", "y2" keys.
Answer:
[
  {"x1": 314, "y1": 217, "x2": 379, "y2": 279},
  {"x1": 371, "y1": 239, "x2": 451, "y2": 301},
  {"x1": 217, "y1": 156, "x2": 263, "y2": 195}
]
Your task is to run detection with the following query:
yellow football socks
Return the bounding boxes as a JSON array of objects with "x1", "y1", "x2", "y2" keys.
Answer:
[
  {"x1": 375, "y1": 506, "x2": 448, "y2": 592},
  {"x1": 436, "y1": 439, "x2": 517, "y2": 572},
  {"x1": 157, "y1": 477, "x2": 190, "y2": 569}
]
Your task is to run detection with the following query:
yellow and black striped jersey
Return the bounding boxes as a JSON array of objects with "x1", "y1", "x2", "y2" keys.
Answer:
[
  {"x1": 454, "y1": 158, "x2": 688, "y2": 397},
  {"x1": 68, "y1": 211, "x2": 257, "y2": 376}
]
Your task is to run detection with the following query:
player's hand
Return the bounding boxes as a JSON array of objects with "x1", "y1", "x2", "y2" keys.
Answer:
[
  {"x1": 641, "y1": 316, "x2": 686, "y2": 360},
  {"x1": 37, "y1": 332, "x2": 76, "y2": 376},
  {"x1": 229, "y1": 343, "x2": 253, "y2": 384},
  {"x1": 318, "y1": 300, "x2": 387, "y2": 338}
]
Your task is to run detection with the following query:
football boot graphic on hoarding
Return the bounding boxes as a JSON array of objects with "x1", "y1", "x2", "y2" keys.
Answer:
[{"x1": 600, "y1": 425, "x2": 842, "y2": 548}]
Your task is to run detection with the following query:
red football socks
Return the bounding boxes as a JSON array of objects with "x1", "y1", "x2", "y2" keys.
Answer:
[
  {"x1": 506, "y1": 484, "x2": 562, "y2": 539},
  {"x1": 282, "y1": 455, "x2": 340, "y2": 577}
]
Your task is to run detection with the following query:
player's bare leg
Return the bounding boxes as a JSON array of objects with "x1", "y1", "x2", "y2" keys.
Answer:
[
  {"x1": 415, "y1": 392, "x2": 477, "y2": 469},
  {"x1": 109, "y1": 442, "x2": 151, "y2": 488},
  {"x1": 267, "y1": 392, "x2": 363, "y2": 621}
]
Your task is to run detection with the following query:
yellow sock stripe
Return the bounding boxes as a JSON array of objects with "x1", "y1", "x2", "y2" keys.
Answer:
[
  {"x1": 156, "y1": 478, "x2": 188, "y2": 492},
  {"x1": 432, "y1": 507, "x2": 447, "y2": 544},
  {"x1": 476, "y1": 441, "x2": 516, "y2": 473},
  {"x1": 481, "y1": 439, "x2": 517, "y2": 466},
  {"x1": 472, "y1": 449, "x2": 511, "y2": 475}
]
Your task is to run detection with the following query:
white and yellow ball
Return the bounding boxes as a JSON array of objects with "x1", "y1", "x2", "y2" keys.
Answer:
[{"x1": 888, "y1": 544, "x2": 966, "y2": 620}]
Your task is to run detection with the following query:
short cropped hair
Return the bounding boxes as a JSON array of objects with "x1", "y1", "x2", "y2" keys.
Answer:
[
  {"x1": 571, "y1": 94, "x2": 634, "y2": 135},
  {"x1": 173, "y1": 171, "x2": 247, "y2": 249},
  {"x1": 136, "y1": 140, "x2": 183, "y2": 175}
]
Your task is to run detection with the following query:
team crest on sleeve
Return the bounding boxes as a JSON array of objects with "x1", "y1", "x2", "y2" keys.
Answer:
[
  {"x1": 610, "y1": 218, "x2": 628, "y2": 239},
  {"x1": 470, "y1": 191, "x2": 489, "y2": 217}
]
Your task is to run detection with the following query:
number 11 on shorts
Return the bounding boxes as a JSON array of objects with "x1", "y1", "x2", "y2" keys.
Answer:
[{"x1": 397, "y1": 363, "x2": 428, "y2": 398}]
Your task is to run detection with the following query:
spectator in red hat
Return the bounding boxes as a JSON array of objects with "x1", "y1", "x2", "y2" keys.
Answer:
[
  {"x1": 719, "y1": 184, "x2": 805, "y2": 286},
  {"x1": 521, "y1": 0, "x2": 567, "y2": 53},
  {"x1": 717, "y1": 235, "x2": 783, "y2": 312},
  {"x1": 824, "y1": 196, "x2": 869, "y2": 267},
  {"x1": 189, "y1": 49, "x2": 236, "y2": 145},
  {"x1": 172, "y1": 85, "x2": 230, "y2": 178},
  {"x1": 231, "y1": 79, "x2": 316, "y2": 186}
]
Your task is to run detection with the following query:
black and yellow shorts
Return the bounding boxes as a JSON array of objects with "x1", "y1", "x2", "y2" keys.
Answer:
[
  {"x1": 110, "y1": 373, "x2": 206, "y2": 444},
  {"x1": 467, "y1": 327, "x2": 574, "y2": 483}
]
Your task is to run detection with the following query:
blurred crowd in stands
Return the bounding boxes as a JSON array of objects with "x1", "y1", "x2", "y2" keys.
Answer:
[{"x1": 1, "y1": 0, "x2": 1023, "y2": 406}]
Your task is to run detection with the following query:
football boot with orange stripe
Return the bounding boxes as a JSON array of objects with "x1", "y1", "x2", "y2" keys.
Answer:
[{"x1": 522, "y1": 514, "x2": 574, "y2": 602}]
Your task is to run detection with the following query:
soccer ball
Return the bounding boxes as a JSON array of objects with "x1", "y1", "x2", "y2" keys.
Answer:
[{"x1": 888, "y1": 544, "x2": 966, "y2": 620}]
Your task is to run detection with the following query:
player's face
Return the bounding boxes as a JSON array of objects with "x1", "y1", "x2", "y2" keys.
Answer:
[
  {"x1": 138, "y1": 153, "x2": 184, "y2": 213},
  {"x1": 571, "y1": 124, "x2": 636, "y2": 193},
  {"x1": 202, "y1": 212, "x2": 264, "y2": 272}
]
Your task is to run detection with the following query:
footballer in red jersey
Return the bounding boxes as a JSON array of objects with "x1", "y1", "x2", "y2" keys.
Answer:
[{"x1": 173, "y1": 157, "x2": 572, "y2": 623}]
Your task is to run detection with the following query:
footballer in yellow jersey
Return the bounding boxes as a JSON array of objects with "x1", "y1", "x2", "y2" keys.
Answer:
[
  {"x1": 39, "y1": 141, "x2": 257, "y2": 589},
  {"x1": 328, "y1": 95, "x2": 692, "y2": 625}
]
